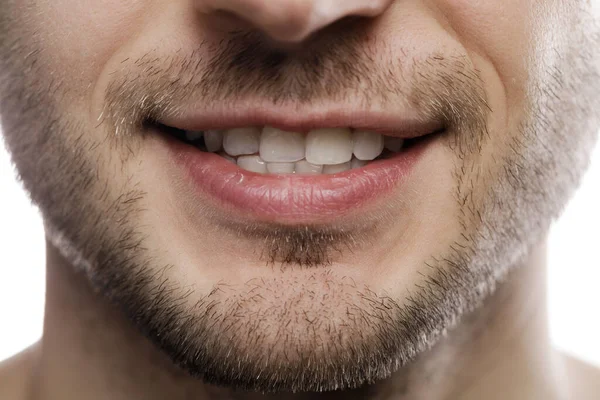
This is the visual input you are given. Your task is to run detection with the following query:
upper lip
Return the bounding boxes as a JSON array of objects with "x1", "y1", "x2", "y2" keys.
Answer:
[{"x1": 159, "y1": 102, "x2": 445, "y2": 139}]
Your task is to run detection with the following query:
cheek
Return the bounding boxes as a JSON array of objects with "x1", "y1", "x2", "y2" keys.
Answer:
[
  {"x1": 24, "y1": 0, "x2": 148, "y2": 98},
  {"x1": 434, "y1": 0, "x2": 534, "y2": 106}
]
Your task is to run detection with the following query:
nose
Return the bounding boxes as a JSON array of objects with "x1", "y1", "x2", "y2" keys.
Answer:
[{"x1": 195, "y1": 0, "x2": 393, "y2": 43}]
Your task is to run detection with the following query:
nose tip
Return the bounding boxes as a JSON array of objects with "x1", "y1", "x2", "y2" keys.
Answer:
[{"x1": 197, "y1": 0, "x2": 392, "y2": 43}]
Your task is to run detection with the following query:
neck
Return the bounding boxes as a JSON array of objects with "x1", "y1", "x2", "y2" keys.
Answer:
[{"x1": 28, "y1": 239, "x2": 568, "y2": 400}]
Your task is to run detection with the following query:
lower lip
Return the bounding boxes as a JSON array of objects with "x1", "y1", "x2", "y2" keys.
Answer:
[{"x1": 163, "y1": 132, "x2": 431, "y2": 223}]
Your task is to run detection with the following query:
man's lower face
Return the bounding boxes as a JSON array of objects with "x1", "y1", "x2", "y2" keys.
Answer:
[{"x1": 0, "y1": 0, "x2": 598, "y2": 393}]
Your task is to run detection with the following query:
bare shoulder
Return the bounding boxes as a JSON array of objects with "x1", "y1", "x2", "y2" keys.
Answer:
[
  {"x1": 563, "y1": 352, "x2": 600, "y2": 400},
  {"x1": 0, "y1": 343, "x2": 38, "y2": 400}
]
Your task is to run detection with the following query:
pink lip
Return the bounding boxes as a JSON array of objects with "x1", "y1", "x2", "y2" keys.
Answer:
[
  {"x1": 162, "y1": 131, "x2": 432, "y2": 224},
  {"x1": 157, "y1": 104, "x2": 440, "y2": 223},
  {"x1": 161, "y1": 105, "x2": 443, "y2": 138}
]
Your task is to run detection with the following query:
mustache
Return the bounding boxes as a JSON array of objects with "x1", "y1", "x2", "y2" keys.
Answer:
[{"x1": 101, "y1": 29, "x2": 489, "y2": 153}]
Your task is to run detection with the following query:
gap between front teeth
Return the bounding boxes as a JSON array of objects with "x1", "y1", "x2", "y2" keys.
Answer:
[{"x1": 184, "y1": 126, "x2": 405, "y2": 175}]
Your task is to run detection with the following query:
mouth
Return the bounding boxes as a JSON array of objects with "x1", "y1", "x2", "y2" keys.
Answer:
[
  {"x1": 158, "y1": 124, "x2": 430, "y2": 174},
  {"x1": 153, "y1": 113, "x2": 444, "y2": 223}
]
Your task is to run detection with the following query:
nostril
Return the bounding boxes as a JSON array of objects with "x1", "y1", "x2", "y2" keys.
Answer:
[
  {"x1": 196, "y1": 0, "x2": 393, "y2": 44},
  {"x1": 214, "y1": 1, "x2": 316, "y2": 43}
]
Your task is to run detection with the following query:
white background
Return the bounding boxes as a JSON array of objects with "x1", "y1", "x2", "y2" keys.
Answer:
[{"x1": 1, "y1": 133, "x2": 599, "y2": 367}]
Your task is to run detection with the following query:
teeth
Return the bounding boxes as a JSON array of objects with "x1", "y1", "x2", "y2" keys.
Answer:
[
  {"x1": 322, "y1": 162, "x2": 352, "y2": 174},
  {"x1": 223, "y1": 127, "x2": 261, "y2": 156},
  {"x1": 218, "y1": 152, "x2": 236, "y2": 164},
  {"x1": 305, "y1": 128, "x2": 353, "y2": 165},
  {"x1": 353, "y1": 130, "x2": 384, "y2": 160},
  {"x1": 295, "y1": 160, "x2": 323, "y2": 175},
  {"x1": 237, "y1": 156, "x2": 268, "y2": 173},
  {"x1": 204, "y1": 130, "x2": 223, "y2": 152},
  {"x1": 384, "y1": 136, "x2": 404, "y2": 152},
  {"x1": 185, "y1": 130, "x2": 204, "y2": 142},
  {"x1": 351, "y1": 157, "x2": 368, "y2": 169},
  {"x1": 260, "y1": 126, "x2": 305, "y2": 162},
  {"x1": 190, "y1": 126, "x2": 411, "y2": 174},
  {"x1": 267, "y1": 162, "x2": 295, "y2": 174}
]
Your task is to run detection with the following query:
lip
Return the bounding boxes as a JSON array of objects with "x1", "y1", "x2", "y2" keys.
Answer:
[
  {"x1": 160, "y1": 104, "x2": 443, "y2": 138},
  {"x1": 160, "y1": 127, "x2": 435, "y2": 224},
  {"x1": 156, "y1": 103, "x2": 442, "y2": 223}
]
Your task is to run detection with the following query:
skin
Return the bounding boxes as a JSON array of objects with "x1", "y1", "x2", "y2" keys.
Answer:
[{"x1": 0, "y1": 0, "x2": 599, "y2": 399}]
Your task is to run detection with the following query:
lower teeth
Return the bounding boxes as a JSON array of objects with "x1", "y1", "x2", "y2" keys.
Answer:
[
  {"x1": 225, "y1": 154, "x2": 380, "y2": 175},
  {"x1": 213, "y1": 151, "x2": 392, "y2": 175}
]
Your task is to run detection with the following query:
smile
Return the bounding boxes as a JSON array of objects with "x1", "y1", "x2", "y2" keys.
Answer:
[
  {"x1": 154, "y1": 110, "x2": 444, "y2": 223},
  {"x1": 162, "y1": 125, "x2": 424, "y2": 174}
]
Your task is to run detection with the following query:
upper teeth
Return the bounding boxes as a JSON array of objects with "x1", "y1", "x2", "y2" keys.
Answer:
[
  {"x1": 183, "y1": 126, "x2": 405, "y2": 174},
  {"x1": 203, "y1": 130, "x2": 224, "y2": 153},
  {"x1": 306, "y1": 128, "x2": 354, "y2": 165},
  {"x1": 352, "y1": 130, "x2": 385, "y2": 161},
  {"x1": 260, "y1": 127, "x2": 305, "y2": 162},
  {"x1": 223, "y1": 127, "x2": 261, "y2": 156}
]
